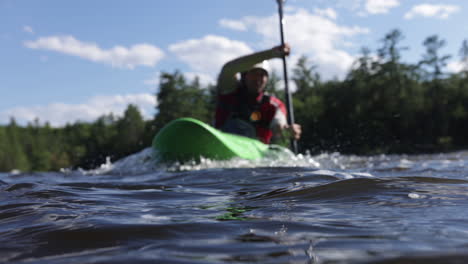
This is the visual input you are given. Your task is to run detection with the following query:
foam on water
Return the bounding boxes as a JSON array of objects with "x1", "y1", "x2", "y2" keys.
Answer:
[
  {"x1": 7, "y1": 144, "x2": 468, "y2": 182},
  {"x1": 92, "y1": 147, "x2": 360, "y2": 175},
  {"x1": 89, "y1": 146, "x2": 468, "y2": 177}
]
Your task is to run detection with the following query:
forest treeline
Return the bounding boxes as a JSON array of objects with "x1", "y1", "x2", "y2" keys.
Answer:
[{"x1": 2, "y1": 29, "x2": 468, "y2": 172}]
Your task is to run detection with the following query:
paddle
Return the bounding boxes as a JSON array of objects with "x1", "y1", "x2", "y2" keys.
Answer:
[{"x1": 276, "y1": 0, "x2": 298, "y2": 154}]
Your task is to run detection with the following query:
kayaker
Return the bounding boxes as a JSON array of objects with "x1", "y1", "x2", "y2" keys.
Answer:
[{"x1": 215, "y1": 44, "x2": 301, "y2": 144}]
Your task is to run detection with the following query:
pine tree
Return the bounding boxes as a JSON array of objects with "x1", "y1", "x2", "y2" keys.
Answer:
[
  {"x1": 153, "y1": 71, "x2": 212, "y2": 129},
  {"x1": 3, "y1": 118, "x2": 30, "y2": 171},
  {"x1": 114, "y1": 104, "x2": 146, "y2": 158}
]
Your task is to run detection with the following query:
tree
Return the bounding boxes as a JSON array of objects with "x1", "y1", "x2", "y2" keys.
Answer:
[
  {"x1": 419, "y1": 35, "x2": 452, "y2": 143},
  {"x1": 290, "y1": 56, "x2": 325, "y2": 151},
  {"x1": 114, "y1": 104, "x2": 146, "y2": 158},
  {"x1": 420, "y1": 35, "x2": 452, "y2": 81},
  {"x1": 0, "y1": 127, "x2": 10, "y2": 170},
  {"x1": 459, "y1": 39, "x2": 468, "y2": 78},
  {"x1": 2, "y1": 118, "x2": 30, "y2": 171},
  {"x1": 153, "y1": 71, "x2": 212, "y2": 129}
]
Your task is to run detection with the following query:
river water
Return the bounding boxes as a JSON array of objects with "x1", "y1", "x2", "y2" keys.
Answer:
[{"x1": 2, "y1": 149, "x2": 468, "y2": 263}]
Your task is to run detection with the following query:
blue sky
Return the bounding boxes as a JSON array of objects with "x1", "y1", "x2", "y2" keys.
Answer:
[{"x1": 1, "y1": 0, "x2": 467, "y2": 126}]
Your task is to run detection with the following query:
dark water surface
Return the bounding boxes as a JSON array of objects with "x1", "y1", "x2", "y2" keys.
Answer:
[{"x1": 2, "y1": 149, "x2": 468, "y2": 263}]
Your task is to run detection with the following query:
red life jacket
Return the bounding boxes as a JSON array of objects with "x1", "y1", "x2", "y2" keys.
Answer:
[{"x1": 215, "y1": 88, "x2": 286, "y2": 144}]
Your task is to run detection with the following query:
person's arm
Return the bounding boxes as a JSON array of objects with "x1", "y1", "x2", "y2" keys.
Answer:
[
  {"x1": 270, "y1": 98, "x2": 301, "y2": 141},
  {"x1": 217, "y1": 45, "x2": 290, "y2": 95}
]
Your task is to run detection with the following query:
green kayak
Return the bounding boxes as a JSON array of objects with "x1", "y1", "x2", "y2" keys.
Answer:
[{"x1": 152, "y1": 118, "x2": 270, "y2": 161}]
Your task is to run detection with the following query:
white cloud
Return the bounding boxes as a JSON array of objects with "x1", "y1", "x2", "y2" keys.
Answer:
[
  {"x1": 365, "y1": 0, "x2": 400, "y2": 14},
  {"x1": 184, "y1": 72, "x2": 216, "y2": 87},
  {"x1": 169, "y1": 35, "x2": 252, "y2": 75},
  {"x1": 314, "y1": 8, "x2": 338, "y2": 20},
  {"x1": 0, "y1": 94, "x2": 156, "y2": 127},
  {"x1": 219, "y1": 19, "x2": 248, "y2": 31},
  {"x1": 24, "y1": 35, "x2": 165, "y2": 69},
  {"x1": 221, "y1": 8, "x2": 369, "y2": 79},
  {"x1": 169, "y1": 8, "x2": 368, "y2": 81},
  {"x1": 404, "y1": 4, "x2": 460, "y2": 20},
  {"x1": 447, "y1": 61, "x2": 466, "y2": 73},
  {"x1": 23, "y1": 25, "x2": 34, "y2": 34}
]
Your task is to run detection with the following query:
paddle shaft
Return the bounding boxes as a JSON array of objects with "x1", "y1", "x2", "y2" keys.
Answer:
[{"x1": 276, "y1": 0, "x2": 298, "y2": 153}]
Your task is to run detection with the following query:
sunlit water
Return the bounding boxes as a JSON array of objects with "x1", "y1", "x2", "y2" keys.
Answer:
[{"x1": 2, "y1": 148, "x2": 468, "y2": 263}]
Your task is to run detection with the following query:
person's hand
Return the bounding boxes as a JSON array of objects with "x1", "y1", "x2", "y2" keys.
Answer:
[
  {"x1": 280, "y1": 123, "x2": 301, "y2": 140},
  {"x1": 272, "y1": 43, "x2": 291, "y2": 57},
  {"x1": 289, "y1": 123, "x2": 301, "y2": 140}
]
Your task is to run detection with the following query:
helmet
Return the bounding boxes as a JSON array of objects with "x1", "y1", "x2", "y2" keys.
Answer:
[{"x1": 247, "y1": 60, "x2": 270, "y2": 76}]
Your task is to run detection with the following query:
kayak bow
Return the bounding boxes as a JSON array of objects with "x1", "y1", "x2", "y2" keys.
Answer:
[{"x1": 152, "y1": 118, "x2": 269, "y2": 161}]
